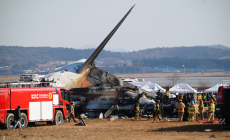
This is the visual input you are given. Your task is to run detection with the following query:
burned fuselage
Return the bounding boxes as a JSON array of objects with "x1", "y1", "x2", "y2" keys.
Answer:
[
  {"x1": 42, "y1": 5, "x2": 157, "y2": 118},
  {"x1": 70, "y1": 66, "x2": 156, "y2": 118}
]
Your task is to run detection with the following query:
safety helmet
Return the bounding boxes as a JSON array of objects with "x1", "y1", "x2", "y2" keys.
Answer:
[
  {"x1": 70, "y1": 101, "x2": 74, "y2": 104},
  {"x1": 156, "y1": 100, "x2": 160, "y2": 103},
  {"x1": 199, "y1": 99, "x2": 203, "y2": 102},
  {"x1": 210, "y1": 99, "x2": 213, "y2": 103},
  {"x1": 190, "y1": 101, "x2": 194, "y2": 104},
  {"x1": 192, "y1": 98, "x2": 195, "y2": 101},
  {"x1": 179, "y1": 99, "x2": 182, "y2": 102}
]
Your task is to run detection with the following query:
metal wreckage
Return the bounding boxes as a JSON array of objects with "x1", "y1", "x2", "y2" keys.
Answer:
[{"x1": 42, "y1": 5, "x2": 181, "y2": 119}]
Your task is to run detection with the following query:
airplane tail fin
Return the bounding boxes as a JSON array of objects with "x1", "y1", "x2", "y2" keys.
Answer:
[{"x1": 78, "y1": 5, "x2": 135, "y2": 73}]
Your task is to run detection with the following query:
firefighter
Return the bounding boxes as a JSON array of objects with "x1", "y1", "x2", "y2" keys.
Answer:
[
  {"x1": 191, "y1": 94, "x2": 195, "y2": 102},
  {"x1": 165, "y1": 90, "x2": 171, "y2": 99},
  {"x1": 12, "y1": 106, "x2": 22, "y2": 131},
  {"x1": 210, "y1": 94, "x2": 217, "y2": 105},
  {"x1": 69, "y1": 101, "x2": 77, "y2": 123},
  {"x1": 194, "y1": 101, "x2": 199, "y2": 121},
  {"x1": 187, "y1": 100, "x2": 195, "y2": 122},
  {"x1": 134, "y1": 102, "x2": 140, "y2": 121},
  {"x1": 179, "y1": 93, "x2": 183, "y2": 100},
  {"x1": 153, "y1": 100, "x2": 161, "y2": 123},
  {"x1": 177, "y1": 99, "x2": 185, "y2": 122},
  {"x1": 207, "y1": 99, "x2": 215, "y2": 121},
  {"x1": 198, "y1": 99, "x2": 204, "y2": 120},
  {"x1": 196, "y1": 94, "x2": 201, "y2": 103}
]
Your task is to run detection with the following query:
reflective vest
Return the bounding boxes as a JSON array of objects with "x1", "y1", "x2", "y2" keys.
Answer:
[
  {"x1": 188, "y1": 104, "x2": 195, "y2": 114},
  {"x1": 177, "y1": 102, "x2": 185, "y2": 112},
  {"x1": 71, "y1": 105, "x2": 75, "y2": 115},
  {"x1": 166, "y1": 92, "x2": 171, "y2": 98},
  {"x1": 209, "y1": 103, "x2": 215, "y2": 113},
  {"x1": 203, "y1": 95, "x2": 206, "y2": 101},
  {"x1": 195, "y1": 103, "x2": 199, "y2": 113},
  {"x1": 211, "y1": 96, "x2": 216, "y2": 102},
  {"x1": 155, "y1": 104, "x2": 160, "y2": 111},
  {"x1": 135, "y1": 106, "x2": 140, "y2": 113},
  {"x1": 199, "y1": 103, "x2": 204, "y2": 112},
  {"x1": 197, "y1": 95, "x2": 201, "y2": 103}
]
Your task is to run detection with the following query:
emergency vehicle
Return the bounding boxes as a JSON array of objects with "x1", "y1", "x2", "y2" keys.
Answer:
[
  {"x1": 215, "y1": 85, "x2": 230, "y2": 128},
  {"x1": 0, "y1": 87, "x2": 71, "y2": 129}
]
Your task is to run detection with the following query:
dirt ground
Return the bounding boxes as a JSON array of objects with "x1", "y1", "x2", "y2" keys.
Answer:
[{"x1": 1, "y1": 118, "x2": 230, "y2": 140}]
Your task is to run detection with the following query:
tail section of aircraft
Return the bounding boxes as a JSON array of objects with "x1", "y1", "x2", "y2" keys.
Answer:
[{"x1": 78, "y1": 5, "x2": 135, "y2": 74}]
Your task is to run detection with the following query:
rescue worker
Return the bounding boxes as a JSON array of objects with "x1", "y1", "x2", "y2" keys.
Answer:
[
  {"x1": 207, "y1": 99, "x2": 215, "y2": 121},
  {"x1": 177, "y1": 99, "x2": 185, "y2": 122},
  {"x1": 202, "y1": 93, "x2": 207, "y2": 107},
  {"x1": 12, "y1": 106, "x2": 22, "y2": 131},
  {"x1": 187, "y1": 94, "x2": 191, "y2": 103},
  {"x1": 192, "y1": 97, "x2": 196, "y2": 103},
  {"x1": 187, "y1": 100, "x2": 195, "y2": 122},
  {"x1": 179, "y1": 93, "x2": 183, "y2": 100},
  {"x1": 153, "y1": 100, "x2": 161, "y2": 123},
  {"x1": 69, "y1": 101, "x2": 77, "y2": 123},
  {"x1": 196, "y1": 94, "x2": 201, "y2": 103},
  {"x1": 210, "y1": 94, "x2": 217, "y2": 105},
  {"x1": 207, "y1": 93, "x2": 210, "y2": 106},
  {"x1": 183, "y1": 94, "x2": 188, "y2": 104},
  {"x1": 165, "y1": 90, "x2": 171, "y2": 99},
  {"x1": 191, "y1": 94, "x2": 196, "y2": 103},
  {"x1": 198, "y1": 99, "x2": 204, "y2": 120},
  {"x1": 134, "y1": 102, "x2": 140, "y2": 121},
  {"x1": 194, "y1": 101, "x2": 199, "y2": 121}
]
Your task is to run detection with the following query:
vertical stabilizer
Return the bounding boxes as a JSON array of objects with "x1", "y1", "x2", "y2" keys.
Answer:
[{"x1": 78, "y1": 5, "x2": 135, "y2": 73}]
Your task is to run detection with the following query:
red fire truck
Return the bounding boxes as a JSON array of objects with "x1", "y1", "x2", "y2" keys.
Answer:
[
  {"x1": 215, "y1": 85, "x2": 230, "y2": 128},
  {"x1": 0, "y1": 87, "x2": 71, "y2": 129}
]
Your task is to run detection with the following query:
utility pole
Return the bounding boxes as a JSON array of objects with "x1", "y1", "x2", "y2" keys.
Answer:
[{"x1": 182, "y1": 65, "x2": 185, "y2": 83}]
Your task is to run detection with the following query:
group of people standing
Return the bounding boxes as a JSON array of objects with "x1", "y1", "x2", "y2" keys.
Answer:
[
  {"x1": 180, "y1": 93, "x2": 216, "y2": 107},
  {"x1": 177, "y1": 92, "x2": 216, "y2": 122},
  {"x1": 133, "y1": 91, "x2": 217, "y2": 123}
]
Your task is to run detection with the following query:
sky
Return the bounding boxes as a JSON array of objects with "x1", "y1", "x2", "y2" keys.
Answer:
[{"x1": 0, "y1": 0, "x2": 230, "y2": 51}]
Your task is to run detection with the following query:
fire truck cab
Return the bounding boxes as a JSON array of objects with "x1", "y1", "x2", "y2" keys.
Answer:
[
  {"x1": 215, "y1": 85, "x2": 230, "y2": 128},
  {"x1": 0, "y1": 87, "x2": 71, "y2": 129}
]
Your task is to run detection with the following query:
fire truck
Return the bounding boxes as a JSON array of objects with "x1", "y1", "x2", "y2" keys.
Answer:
[
  {"x1": 215, "y1": 85, "x2": 230, "y2": 128},
  {"x1": 0, "y1": 87, "x2": 71, "y2": 129}
]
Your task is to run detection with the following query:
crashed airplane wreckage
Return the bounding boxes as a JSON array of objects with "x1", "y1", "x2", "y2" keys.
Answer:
[{"x1": 42, "y1": 5, "x2": 177, "y2": 118}]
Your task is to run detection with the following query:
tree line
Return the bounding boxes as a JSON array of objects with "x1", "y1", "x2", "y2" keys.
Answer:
[
  {"x1": 0, "y1": 45, "x2": 230, "y2": 70},
  {"x1": 132, "y1": 57, "x2": 230, "y2": 69}
]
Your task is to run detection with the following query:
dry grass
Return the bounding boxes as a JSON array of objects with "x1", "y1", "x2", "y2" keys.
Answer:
[
  {"x1": 1, "y1": 119, "x2": 230, "y2": 140},
  {"x1": 0, "y1": 75, "x2": 20, "y2": 81}
]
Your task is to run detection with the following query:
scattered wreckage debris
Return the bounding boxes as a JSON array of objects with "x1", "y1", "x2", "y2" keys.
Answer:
[
  {"x1": 99, "y1": 112, "x2": 103, "y2": 119},
  {"x1": 109, "y1": 115, "x2": 119, "y2": 121}
]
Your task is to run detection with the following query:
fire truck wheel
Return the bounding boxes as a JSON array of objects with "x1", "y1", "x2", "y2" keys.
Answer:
[
  {"x1": 6, "y1": 113, "x2": 14, "y2": 129},
  {"x1": 20, "y1": 113, "x2": 28, "y2": 128},
  {"x1": 54, "y1": 110, "x2": 63, "y2": 125}
]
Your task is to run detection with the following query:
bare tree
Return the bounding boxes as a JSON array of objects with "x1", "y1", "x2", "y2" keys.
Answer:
[
  {"x1": 198, "y1": 79, "x2": 211, "y2": 90},
  {"x1": 167, "y1": 73, "x2": 182, "y2": 86}
]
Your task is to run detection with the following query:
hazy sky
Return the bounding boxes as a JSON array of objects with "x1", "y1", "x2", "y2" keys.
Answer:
[{"x1": 0, "y1": 0, "x2": 230, "y2": 51}]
